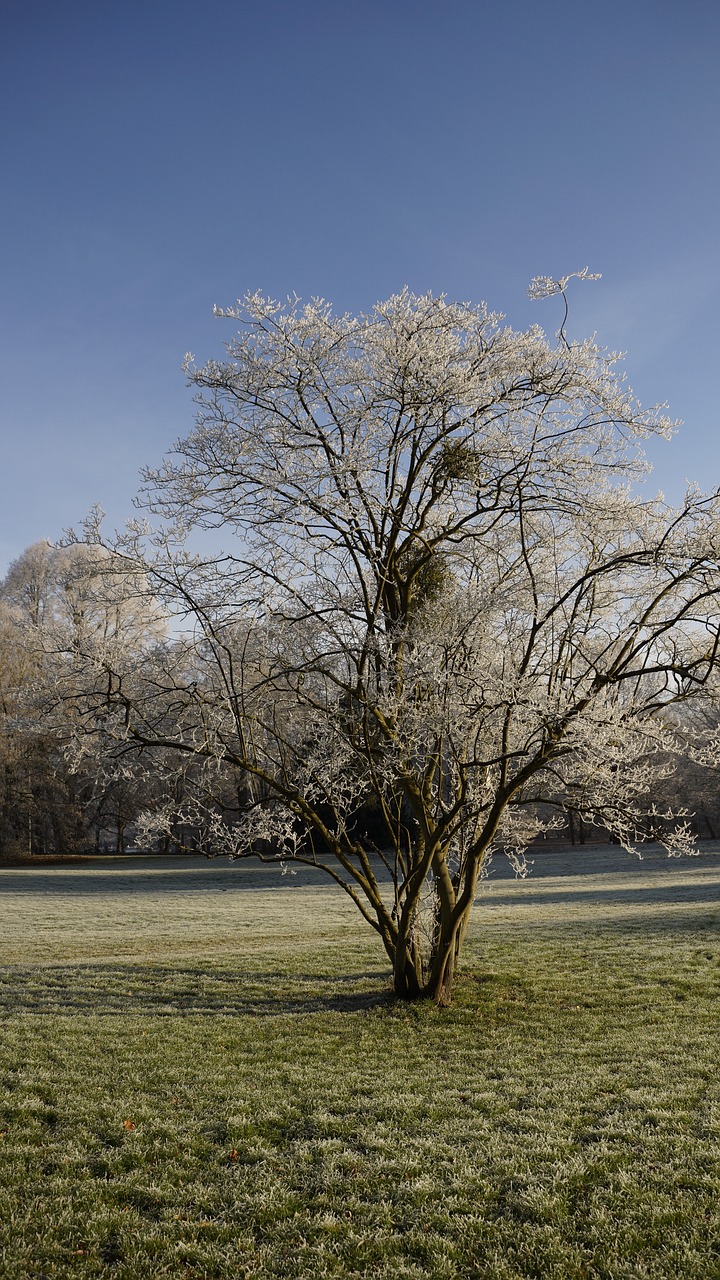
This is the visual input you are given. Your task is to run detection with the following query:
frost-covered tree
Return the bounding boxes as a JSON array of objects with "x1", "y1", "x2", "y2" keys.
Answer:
[
  {"x1": 77, "y1": 282, "x2": 720, "y2": 1002},
  {"x1": 0, "y1": 542, "x2": 165, "y2": 854}
]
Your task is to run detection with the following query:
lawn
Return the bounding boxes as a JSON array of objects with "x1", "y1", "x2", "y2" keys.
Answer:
[{"x1": 0, "y1": 847, "x2": 719, "y2": 1278}]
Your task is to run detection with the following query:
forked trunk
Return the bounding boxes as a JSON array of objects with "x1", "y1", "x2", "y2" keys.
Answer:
[{"x1": 391, "y1": 907, "x2": 469, "y2": 1006}]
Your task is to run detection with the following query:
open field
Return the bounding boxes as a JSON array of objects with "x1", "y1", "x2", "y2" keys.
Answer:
[{"x1": 1, "y1": 847, "x2": 719, "y2": 1278}]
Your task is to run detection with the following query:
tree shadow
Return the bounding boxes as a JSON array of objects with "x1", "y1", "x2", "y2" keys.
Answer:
[{"x1": 0, "y1": 963, "x2": 394, "y2": 1017}]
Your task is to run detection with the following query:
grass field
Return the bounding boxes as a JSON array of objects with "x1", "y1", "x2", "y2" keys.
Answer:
[{"x1": 0, "y1": 846, "x2": 719, "y2": 1279}]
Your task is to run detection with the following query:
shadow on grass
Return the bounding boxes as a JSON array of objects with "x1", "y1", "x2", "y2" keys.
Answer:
[
  {"x1": 2, "y1": 845, "x2": 719, "y2": 900},
  {"x1": 0, "y1": 963, "x2": 395, "y2": 1017},
  {"x1": 0, "y1": 857, "x2": 367, "y2": 896},
  {"x1": 482, "y1": 878, "x2": 720, "y2": 908},
  {"x1": 3, "y1": 896, "x2": 718, "y2": 1017}
]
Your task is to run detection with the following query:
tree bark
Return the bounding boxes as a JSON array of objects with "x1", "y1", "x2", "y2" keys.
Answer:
[{"x1": 391, "y1": 915, "x2": 467, "y2": 1006}]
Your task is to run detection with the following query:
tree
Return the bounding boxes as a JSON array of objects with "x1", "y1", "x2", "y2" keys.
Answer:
[
  {"x1": 0, "y1": 544, "x2": 90, "y2": 855},
  {"x1": 634, "y1": 694, "x2": 720, "y2": 841},
  {"x1": 0, "y1": 542, "x2": 165, "y2": 855},
  {"x1": 76, "y1": 282, "x2": 720, "y2": 1003}
]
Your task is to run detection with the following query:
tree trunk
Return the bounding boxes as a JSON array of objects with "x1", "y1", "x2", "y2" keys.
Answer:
[
  {"x1": 422, "y1": 956, "x2": 456, "y2": 1006},
  {"x1": 392, "y1": 960, "x2": 423, "y2": 1000},
  {"x1": 391, "y1": 918, "x2": 465, "y2": 1006},
  {"x1": 424, "y1": 926, "x2": 462, "y2": 1006}
]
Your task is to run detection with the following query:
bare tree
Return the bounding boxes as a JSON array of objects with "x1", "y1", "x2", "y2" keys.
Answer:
[{"x1": 75, "y1": 284, "x2": 720, "y2": 1002}]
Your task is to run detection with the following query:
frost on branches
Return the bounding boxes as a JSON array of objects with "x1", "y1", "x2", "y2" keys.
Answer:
[{"x1": 74, "y1": 287, "x2": 720, "y2": 1003}]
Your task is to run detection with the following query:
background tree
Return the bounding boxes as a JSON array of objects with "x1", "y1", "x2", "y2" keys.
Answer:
[
  {"x1": 72, "y1": 285, "x2": 720, "y2": 1002},
  {"x1": 633, "y1": 694, "x2": 720, "y2": 842},
  {"x1": 0, "y1": 545, "x2": 89, "y2": 855},
  {"x1": 0, "y1": 541, "x2": 165, "y2": 855}
]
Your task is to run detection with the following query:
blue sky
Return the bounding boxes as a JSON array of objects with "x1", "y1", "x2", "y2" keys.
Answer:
[{"x1": 2, "y1": 0, "x2": 719, "y2": 574}]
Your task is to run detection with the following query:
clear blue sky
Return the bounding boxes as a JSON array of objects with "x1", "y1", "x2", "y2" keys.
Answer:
[{"x1": 2, "y1": 0, "x2": 719, "y2": 574}]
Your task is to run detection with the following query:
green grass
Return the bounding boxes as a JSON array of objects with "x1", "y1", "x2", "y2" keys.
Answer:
[{"x1": 0, "y1": 850, "x2": 719, "y2": 1278}]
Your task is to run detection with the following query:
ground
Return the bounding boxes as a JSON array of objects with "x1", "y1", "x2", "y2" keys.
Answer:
[{"x1": 0, "y1": 845, "x2": 719, "y2": 1278}]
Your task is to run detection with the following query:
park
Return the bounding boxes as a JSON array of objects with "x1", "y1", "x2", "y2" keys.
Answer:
[{"x1": 3, "y1": 4, "x2": 720, "y2": 1275}]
